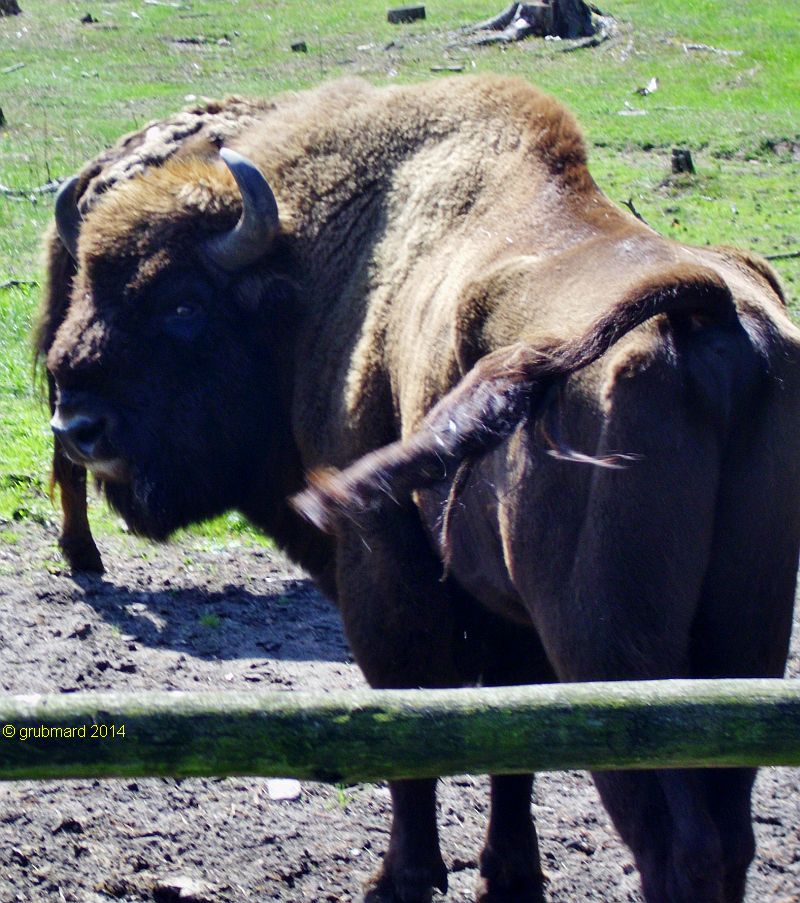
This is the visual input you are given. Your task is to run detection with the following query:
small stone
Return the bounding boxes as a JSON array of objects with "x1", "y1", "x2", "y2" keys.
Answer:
[
  {"x1": 153, "y1": 875, "x2": 216, "y2": 902},
  {"x1": 266, "y1": 778, "x2": 302, "y2": 801},
  {"x1": 290, "y1": 40, "x2": 308, "y2": 53},
  {"x1": 10, "y1": 847, "x2": 32, "y2": 866},
  {"x1": 52, "y1": 817, "x2": 83, "y2": 835},
  {"x1": 68, "y1": 623, "x2": 92, "y2": 640}
]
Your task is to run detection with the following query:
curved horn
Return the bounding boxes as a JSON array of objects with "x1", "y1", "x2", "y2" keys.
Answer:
[
  {"x1": 55, "y1": 176, "x2": 82, "y2": 261},
  {"x1": 205, "y1": 148, "x2": 280, "y2": 272}
]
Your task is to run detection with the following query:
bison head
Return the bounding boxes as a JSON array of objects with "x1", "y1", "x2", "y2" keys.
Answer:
[{"x1": 47, "y1": 150, "x2": 295, "y2": 539}]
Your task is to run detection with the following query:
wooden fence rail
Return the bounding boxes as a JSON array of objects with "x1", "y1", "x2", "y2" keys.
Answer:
[{"x1": 0, "y1": 678, "x2": 799, "y2": 783}]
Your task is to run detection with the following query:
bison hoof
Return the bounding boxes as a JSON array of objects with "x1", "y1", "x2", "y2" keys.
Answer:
[
  {"x1": 364, "y1": 861, "x2": 448, "y2": 903},
  {"x1": 476, "y1": 878, "x2": 547, "y2": 903},
  {"x1": 476, "y1": 848, "x2": 547, "y2": 903},
  {"x1": 59, "y1": 536, "x2": 105, "y2": 574}
]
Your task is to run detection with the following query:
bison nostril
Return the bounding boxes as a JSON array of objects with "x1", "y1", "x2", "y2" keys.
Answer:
[
  {"x1": 73, "y1": 419, "x2": 105, "y2": 453},
  {"x1": 51, "y1": 412, "x2": 107, "y2": 462}
]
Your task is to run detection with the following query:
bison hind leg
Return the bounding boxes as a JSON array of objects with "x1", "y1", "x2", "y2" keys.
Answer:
[
  {"x1": 594, "y1": 769, "x2": 726, "y2": 903},
  {"x1": 703, "y1": 769, "x2": 755, "y2": 903}
]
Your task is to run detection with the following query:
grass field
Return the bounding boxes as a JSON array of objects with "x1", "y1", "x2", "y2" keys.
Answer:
[{"x1": 1, "y1": 0, "x2": 798, "y2": 544}]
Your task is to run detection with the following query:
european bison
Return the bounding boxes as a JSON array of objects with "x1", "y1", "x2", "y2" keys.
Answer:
[{"x1": 39, "y1": 76, "x2": 800, "y2": 903}]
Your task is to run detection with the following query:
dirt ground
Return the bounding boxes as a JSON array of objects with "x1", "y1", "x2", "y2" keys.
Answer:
[{"x1": 0, "y1": 524, "x2": 798, "y2": 903}]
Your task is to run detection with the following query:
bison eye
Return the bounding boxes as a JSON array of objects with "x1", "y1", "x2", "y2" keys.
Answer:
[{"x1": 162, "y1": 301, "x2": 205, "y2": 340}]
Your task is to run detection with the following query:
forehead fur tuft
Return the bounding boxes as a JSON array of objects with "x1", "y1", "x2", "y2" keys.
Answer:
[
  {"x1": 74, "y1": 157, "x2": 246, "y2": 296},
  {"x1": 84, "y1": 157, "x2": 240, "y2": 251},
  {"x1": 104, "y1": 156, "x2": 238, "y2": 215}
]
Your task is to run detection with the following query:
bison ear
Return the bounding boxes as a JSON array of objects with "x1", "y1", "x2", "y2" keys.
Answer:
[
  {"x1": 54, "y1": 176, "x2": 82, "y2": 261},
  {"x1": 204, "y1": 148, "x2": 280, "y2": 272}
]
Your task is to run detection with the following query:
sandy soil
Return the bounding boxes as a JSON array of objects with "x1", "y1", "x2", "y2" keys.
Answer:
[{"x1": 0, "y1": 524, "x2": 798, "y2": 903}]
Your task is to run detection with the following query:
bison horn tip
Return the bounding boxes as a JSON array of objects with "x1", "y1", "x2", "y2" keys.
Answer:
[{"x1": 54, "y1": 175, "x2": 82, "y2": 261}]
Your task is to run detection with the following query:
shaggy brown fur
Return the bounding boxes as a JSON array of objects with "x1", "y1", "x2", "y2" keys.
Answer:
[{"x1": 40, "y1": 76, "x2": 800, "y2": 903}]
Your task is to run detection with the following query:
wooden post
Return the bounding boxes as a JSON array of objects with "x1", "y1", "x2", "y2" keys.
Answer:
[
  {"x1": 0, "y1": 679, "x2": 799, "y2": 783},
  {"x1": 672, "y1": 148, "x2": 695, "y2": 174},
  {"x1": 387, "y1": 5, "x2": 426, "y2": 24}
]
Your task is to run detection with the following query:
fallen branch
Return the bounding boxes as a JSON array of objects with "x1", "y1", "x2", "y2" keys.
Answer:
[
  {"x1": 0, "y1": 178, "x2": 61, "y2": 198},
  {"x1": 622, "y1": 198, "x2": 649, "y2": 225},
  {"x1": 0, "y1": 279, "x2": 39, "y2": 290},
  {"x1": 765, "y1": 250, "x2": 800, "y2": 261},
  {"x1": 682, "y1": 42, "x2": 742, "y2": 57}
]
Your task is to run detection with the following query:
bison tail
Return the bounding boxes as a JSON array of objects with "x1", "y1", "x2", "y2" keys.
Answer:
[{"x1": 292, "y1": 265, "x2": 737, "y2": 533}]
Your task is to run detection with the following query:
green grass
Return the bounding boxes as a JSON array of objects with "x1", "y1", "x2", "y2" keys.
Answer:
[
  {"x1": 198, "y1": 611, "x2": 221, "y2": 630},
  {"x1": 1, "y1": 0, "x2": 798, "y2": 542}
]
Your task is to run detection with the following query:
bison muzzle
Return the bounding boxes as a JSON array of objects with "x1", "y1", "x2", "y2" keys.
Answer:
[{"x1": 38, "y1": 75, "x2": 800, "y2": 903}]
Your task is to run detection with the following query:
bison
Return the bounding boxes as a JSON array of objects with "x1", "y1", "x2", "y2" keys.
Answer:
[{"x1": 39, "y1": 76, "x2": 800, "y2": 903}]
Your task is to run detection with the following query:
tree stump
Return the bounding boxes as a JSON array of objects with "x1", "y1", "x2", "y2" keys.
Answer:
[
  {"x1": 671, "y1": 148, "x2": 695, "y2": 174},
  {"x1": 468, "y1": 0, "x2": 602, "y2": 44},
  {"x1": 0, "y1": 0, "x2": 22, "y2": 16},
  {"x1": 551, "y1": 0, "x2": 594, "y2": 38}
]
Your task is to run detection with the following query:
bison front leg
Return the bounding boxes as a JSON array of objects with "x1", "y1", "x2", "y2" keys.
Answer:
[
  {"x1": 477, "y1": 774, "x2": 545, "y2": 903},
  {"x1": 365, "y1": 779, "x2": 448, "y2": 903},
  {"x1": 43, "y1": 363, "x2": 102, "y2": 572},
  {"x1": 336, "y1": 509, "x2": 471, "y2": 903},
  {"x1": 51, "y1": 409, "x2": 103, "y2": 573}
]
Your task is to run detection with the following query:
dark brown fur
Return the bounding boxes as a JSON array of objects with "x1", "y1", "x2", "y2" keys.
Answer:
[{"x1": 39, "y1": 76, "x2": 800, "y2": 903}]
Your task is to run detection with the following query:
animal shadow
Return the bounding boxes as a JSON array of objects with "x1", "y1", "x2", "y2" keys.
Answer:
[{"x1": 68, "y1": 566, "x2": 348, "y2": 665}]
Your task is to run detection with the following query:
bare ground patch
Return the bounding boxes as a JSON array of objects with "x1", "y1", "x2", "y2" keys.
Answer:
[{"x1": 0, "y1": 524, "x2": 798, "y2": 902}]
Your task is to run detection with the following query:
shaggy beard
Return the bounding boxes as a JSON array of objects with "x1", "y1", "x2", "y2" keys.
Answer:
[{"x1": 102, "y1": 463, "x2": 234, "y2": 541}]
